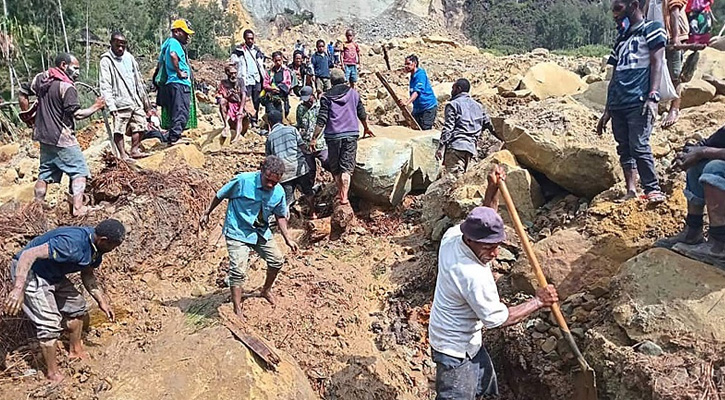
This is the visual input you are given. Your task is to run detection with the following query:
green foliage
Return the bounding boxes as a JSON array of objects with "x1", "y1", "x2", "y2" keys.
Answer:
[
  {"x1": 182, "y1": 2, "x2": 238, "y2": 59},
  {"x1": 467, "y1": 0, "x2": 616, "y2": 54},
  {"x1": 1, "y1": 0, "x2": 238, "y2": 96}
]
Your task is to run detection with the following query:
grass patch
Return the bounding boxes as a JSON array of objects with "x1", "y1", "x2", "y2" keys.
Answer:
[{"x1": 183, "y1": 299, "x2": 219, "y2": 332}]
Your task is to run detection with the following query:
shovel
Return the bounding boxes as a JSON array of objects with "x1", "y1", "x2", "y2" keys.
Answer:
[{"x1": 498, "y1": 179, "x2": 598, "y2": 400}]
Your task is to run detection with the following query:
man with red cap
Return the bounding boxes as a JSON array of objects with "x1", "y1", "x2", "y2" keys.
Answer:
[{"x1": 428, "y1": 165, "x2": 560, "y2": 399}]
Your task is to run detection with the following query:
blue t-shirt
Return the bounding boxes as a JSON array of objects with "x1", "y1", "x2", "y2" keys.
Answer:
[
  {"x1": 311, "y1": 52, "x2": 333, "y2": 78},
  {"x1": 409, "y1": 68, "x2": 438, "y2": 114},
  {"x1": 606, "y1": 20, "x2": 667, "y2": 110},
  {"x1": 159, "y1": 37, "x2": 191, "y2": 87},
  {"x1": 216, "y1": 171, "x2": 288, "y2": 244},
  {"x1": 14, "y1": 226, "x2": 101, "y2": 284}
]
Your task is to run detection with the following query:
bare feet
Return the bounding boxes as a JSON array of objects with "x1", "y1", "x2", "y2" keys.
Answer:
[
  {"x1": 221, "y1": 127, "x2": 230, "y2": 138},
  {"x1": 233, "y1": 305, "x2": 244, "y2": 320},
  {"x1": 46, "y1": 371, "x2": 65, "y2": 384},
  {"x1": 129, "y1": 150, "x2": 150, "y2": 159},
  {"x1": 243, "y1": 289, "x2": 275, "y2": 305},
  {"x1": 661, "y1": 108, "x2": 680, "y2": 129},
  {"x1": 68, "y1": 348, "x2": 89, "y2": 361}
]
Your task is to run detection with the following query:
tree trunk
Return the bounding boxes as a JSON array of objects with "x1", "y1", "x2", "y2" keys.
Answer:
[
  {"x1": 2, "y1": 0, "x2": 13, "y2": 99},
  {"x1": 85, "y1": 0, "x2": 89, "y2": 79},
  {"x1": 57, "y1": 0, "x2": 69, "y2": 53}
]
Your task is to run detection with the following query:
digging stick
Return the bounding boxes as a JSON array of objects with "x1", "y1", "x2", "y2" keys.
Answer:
[
  {"x1": 498, "y1": 179, "x2": 598, "y2": 400},
  {"x1": 375, "y1": 71, "x2": 421, "y2": 130}
]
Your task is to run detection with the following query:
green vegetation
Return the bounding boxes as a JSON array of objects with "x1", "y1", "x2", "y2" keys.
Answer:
[
  {"x1": 1, "y1": 0, "x2": 237, "y2": 98},
  {"x1": 467, "y1": 0, "x2": 616, "y2": 54}
]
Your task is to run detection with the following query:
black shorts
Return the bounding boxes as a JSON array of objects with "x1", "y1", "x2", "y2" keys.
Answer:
[
  {"x1": 413, "y1": 106, "x2": 437, "y2": 130},
  {"x1": 326, "y1": 136, "x2": 358, "y2": 175},
  {"x1": 281, "y1": 172, "x2": 314, "y2": 206}
]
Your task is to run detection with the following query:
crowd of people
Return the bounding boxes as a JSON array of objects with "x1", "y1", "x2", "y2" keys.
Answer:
[{"x1": 4, "y1": 1, "x2": 725, "y2": 398}]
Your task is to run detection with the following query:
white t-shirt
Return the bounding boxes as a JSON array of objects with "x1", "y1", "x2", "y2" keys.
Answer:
[{"x1": 428, "y1": 225, "x2": 510, "y2": 359}]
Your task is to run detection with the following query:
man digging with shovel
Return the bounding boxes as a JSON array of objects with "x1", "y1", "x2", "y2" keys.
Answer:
[{"x1": 429, "y1": 165, "x2": 560, "y2": 399}]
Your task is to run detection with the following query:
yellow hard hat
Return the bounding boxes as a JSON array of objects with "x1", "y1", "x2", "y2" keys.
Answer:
[{"x1": 171, "y1": 19, "x2": 195, "y2": 35}]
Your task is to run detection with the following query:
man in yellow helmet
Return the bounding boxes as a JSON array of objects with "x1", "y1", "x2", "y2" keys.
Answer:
[{"x1": 153, "y1": 19, "x2": 195, "y2": 144}]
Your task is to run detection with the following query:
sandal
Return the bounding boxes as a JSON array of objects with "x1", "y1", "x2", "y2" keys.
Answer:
[{"x1": 645, "y1": 191, "x2": 666, "y2": 204}]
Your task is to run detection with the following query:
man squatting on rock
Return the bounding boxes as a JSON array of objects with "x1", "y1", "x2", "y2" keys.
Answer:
[
  {"x1": 200, "y1": 156, "x2": 299, "y2": 319},
  {"x1": 3, "y1": 220, "x2": 126, "y2": 382},
  {"x1": 656, "y1": 125, "x2": 725, "y2": 269},
  {"x1": 429, "y1": 166, "x2": 559, "y2": 399}
]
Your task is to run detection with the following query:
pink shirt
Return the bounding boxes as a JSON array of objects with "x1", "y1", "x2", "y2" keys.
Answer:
[{"x1": 342, "y1": 41, "x2": 360, "y2": 66}]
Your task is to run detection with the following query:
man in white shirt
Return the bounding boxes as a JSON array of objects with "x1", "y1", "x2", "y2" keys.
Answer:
[
  {"x1": 99, "y1": 32, "x2": 152, "y2": 161},
  {"x1": 230, "y1": 29, "x2": 267, "y2": 126},
  {"x1": 429, "y1": 166, "x2": 559, "y2": 399}
]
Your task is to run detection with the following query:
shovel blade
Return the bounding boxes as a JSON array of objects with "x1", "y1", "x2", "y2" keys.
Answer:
[{"x1": 573, "y1": 367, "x2": 598, "y2": 400}]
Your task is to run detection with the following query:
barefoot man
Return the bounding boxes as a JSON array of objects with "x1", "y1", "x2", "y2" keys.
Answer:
[
  {"x1": 200, "y1": 156, "x2": 299, "y2": 318},
  {"x1": 3, "y1": 219, "x2": 125, "y2": 382}
]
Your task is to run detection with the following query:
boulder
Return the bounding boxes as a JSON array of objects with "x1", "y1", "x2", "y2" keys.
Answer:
[
  {"x1": 422, "y1": 35, "x2": 460, "y2": 47},
  {"x1": 432, "y1": 82, "x2": 454, "y2": 103},
  {"x1": 352, "y1": 126, "x2": 440, "y2": 206},
  {"x1": 0, "y1": 143, "x2": 19, "y2": 162},
  {"x1": 510, "y1": 229, "x2": 638, "y2": 298},
  {"x1": 573, "y1": 80, "x2": 609, "y2": 113},
  {"x1": 463, "y1": 45, "x2": 480, "y2": 54},
  {"x1": 611, "y1": 248, "x2": 725, "y2": 345},
  {"x1": 531, "y1": 48, "x2": 550, "y2": 57},
  {"x1": 680, "y1": 79, "x2": 716, "y2": 109},
  {"x1": 449, "y1": 150, "x2": 544, "y2": 223},
  {"x1": 499, "y1": 120, "x2": 620, "y2": 198},
  {"x1": 1, "y1": 167, "x2": 18, "y2": 186},
  {"x1": 0, "y1": 182, "x2": 36, "y2": 205},
  {"x1": 16, "y1": 158, "x2": 38, "y2": 181},
  {"x1": 519, "y1": 62, "x2": 588, "y2": 100},
  {"x1": 136, "y1": 144, "x2": 205, "y2": 172},
  {"x1": 496, "y1": 75, "x2": 523, "y2": 94},
  {"x1": 103, "y1": 319, "x2": 316, "y2": 400},
  {"x1": 692, "y1": 47, "x2": 725, "y2": 83},
  {"x1": 422, "y1": 150, "x2": 544, "y2": 237},
  {"x1": 584, "y1": 74, "x2": 603, "y2": 84}
]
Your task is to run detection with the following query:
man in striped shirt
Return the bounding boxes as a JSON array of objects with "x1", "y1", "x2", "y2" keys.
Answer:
[
  {"x1": 265, "y1": 110, "x2": 315, "y2": 213},
  {"x1": 597, "y1": 0, "x2": 667, "y2": 204}
]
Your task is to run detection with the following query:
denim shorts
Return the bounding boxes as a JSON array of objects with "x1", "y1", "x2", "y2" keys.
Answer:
[
  {"x1": 685, "y1": 159, "x2": 725, "y2": 206},
  {"x1": 39, "y1": 143, "x2": 90, "y2": 183},
  {"x1": 432, "y1": 347, "x2": 499, "y2": 400},
  {"x1": 344, "y1": 65, "x2": 359, "y2": 83}
]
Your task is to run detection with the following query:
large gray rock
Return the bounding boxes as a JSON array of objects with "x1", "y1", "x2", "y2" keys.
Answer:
[
  {"x1": 352, "y1": 126, "x2": 440, "y2": 206},
  {"x1": 680, "y1": 79, "x2": 716, "y2": 109},
  {"x1": 422, "y1": 150, "x2": 544, "y2": 237}
]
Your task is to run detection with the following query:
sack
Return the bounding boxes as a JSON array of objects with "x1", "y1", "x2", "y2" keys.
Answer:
[
  {"x1": 646, "y1": 0, "x2": 664, "y2": 23},
  {"x1": 659, "y1": 60, "x2": 679, "y2": 102}
]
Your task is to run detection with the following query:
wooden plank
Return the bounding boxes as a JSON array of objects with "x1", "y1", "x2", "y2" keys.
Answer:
[
  {"x1": 375, "y1": 72, "x2": 421, "y2": 130},
  {"x1": 218, "y1": 305, "x2": 281, "y2": 371}
]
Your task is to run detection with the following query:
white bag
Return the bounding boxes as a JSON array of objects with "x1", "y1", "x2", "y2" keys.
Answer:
[{"x1": 646, "y1": 0, "x2": 679, "y2": 101}]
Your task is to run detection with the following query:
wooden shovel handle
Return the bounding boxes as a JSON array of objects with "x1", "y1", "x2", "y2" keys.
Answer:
[{"x1": 497, "y1": 179, "x2": 571, "y2": 333}]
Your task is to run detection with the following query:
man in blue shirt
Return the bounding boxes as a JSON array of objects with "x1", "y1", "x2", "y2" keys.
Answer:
[
  {"x1": 311, "y1": 39, "x2": 334, "y2": 94},
  {"x1": 399, "y1": 54, "x2": 438, "y2": 130},
  {"x1": 597, "y1": 0, "x2": 667, "y2": 204},
  {"x1": 200, "y1": 156, "x2": 299, "y2": 319},
  {"x1": 154, "y1": 19, "x2": 195, "y2": 144},
  {"x1": 4, "y1": 219, "x2": 126, "y2": 383}
]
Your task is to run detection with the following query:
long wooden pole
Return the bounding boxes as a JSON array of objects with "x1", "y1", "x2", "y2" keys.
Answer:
[
  {"x1": 497, "y1": 179, "x2": 597, "y2": 399},
  {"x1": 375, "y1": 71, "x2": 421, "y2": 130}
]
